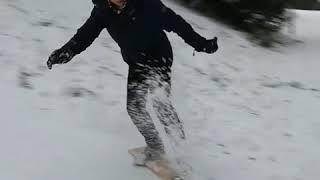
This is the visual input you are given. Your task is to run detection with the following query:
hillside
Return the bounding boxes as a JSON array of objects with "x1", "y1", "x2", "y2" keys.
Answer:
[{"x1": 0, "y1": 0, "x2": 319, "y2": 180}]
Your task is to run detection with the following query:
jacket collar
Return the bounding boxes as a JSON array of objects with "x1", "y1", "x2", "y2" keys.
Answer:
[
  {"x1": 93, "y1": 0, "x2": 136, "y2": 16},
  {"x1": 107, "y1": 0, "x2": 129, "y2": 14}
]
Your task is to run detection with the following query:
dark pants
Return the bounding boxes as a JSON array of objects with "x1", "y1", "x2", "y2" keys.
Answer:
[{"x1": 125, "y1": 53, "x2": 185, "y2": 150}]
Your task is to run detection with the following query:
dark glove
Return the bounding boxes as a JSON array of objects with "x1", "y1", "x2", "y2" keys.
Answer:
[
  {"x1": 195, "y1": 37, "x2": 218, "y2": 54},
  {"x1": 47, "y1": 47, "x2": 75, "y2": 70}
]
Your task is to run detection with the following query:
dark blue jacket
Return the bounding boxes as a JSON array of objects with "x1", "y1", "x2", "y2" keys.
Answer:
[{"x1": 64, "y1": 0, "x2": 206, "y2": 65}]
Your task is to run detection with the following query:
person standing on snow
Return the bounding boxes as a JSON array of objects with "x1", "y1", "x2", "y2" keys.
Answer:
[{"x1": 47, "y1": 0, "x2": 218, "y2": 160}]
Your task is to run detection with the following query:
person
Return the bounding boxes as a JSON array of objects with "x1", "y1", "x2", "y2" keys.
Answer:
[{"x1": 47, "y1": 0, "x2": 218, "y2": 160}]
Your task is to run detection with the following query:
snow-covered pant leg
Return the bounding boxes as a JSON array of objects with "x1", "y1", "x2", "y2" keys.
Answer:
[
  {"x1": 149, "y1": 66, "x2": 186, "y2": 141},
  {"x1": 127, "y1": 65, "x2": 164, "y2": 151}
]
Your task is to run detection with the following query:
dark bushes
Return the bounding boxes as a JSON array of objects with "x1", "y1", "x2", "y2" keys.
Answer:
[{"x1": 176, "y1": 0, "x2": 292, "y2": 46}]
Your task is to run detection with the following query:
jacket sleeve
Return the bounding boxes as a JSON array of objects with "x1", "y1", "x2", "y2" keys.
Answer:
[
  {"x1": 152, "y1": 0, "x2": 206, "y2": 49},
  {"x1": 62, "y1": 8, "x2": 104, "y2": 55}
]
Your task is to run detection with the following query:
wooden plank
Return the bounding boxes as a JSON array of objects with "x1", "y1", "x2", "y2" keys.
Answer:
[{"x1": 129, "y1": 147, "x2": 183, "y2": 180}]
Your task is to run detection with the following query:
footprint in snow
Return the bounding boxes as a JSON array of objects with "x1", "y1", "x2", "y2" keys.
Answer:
[
  {"x1": 62, "y1": 86, "x2": 96, "y2": 98},
  {"x1": 262, "y1": 81, "x2": 320, "y2": 92},
  {"x1": 17, "y1": 68, "x2": 42, "y2": 89}
]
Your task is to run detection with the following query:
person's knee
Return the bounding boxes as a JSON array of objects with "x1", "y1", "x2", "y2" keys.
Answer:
[
  {"x1": 126, "y1": 98, "x2": 147, "y2": 117},
  {"x1": 152, "y1": 96, "x2": 171, "y2": 110}
]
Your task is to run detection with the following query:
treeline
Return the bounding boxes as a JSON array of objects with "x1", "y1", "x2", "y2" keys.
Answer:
[
  {"x1": 288, "y1": 0, "x2": 320, "y2": 10},
  {"x1": 176, "y1": 0, "x2": 292, "y2": 46}
]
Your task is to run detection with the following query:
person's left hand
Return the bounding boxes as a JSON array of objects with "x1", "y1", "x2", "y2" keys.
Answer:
[
  {"x1": 203, "y1": 37, "x2": 218, "y2": 54},
  {"x1": 196, "y1": 37, "x2": 218, "y2": 54}
]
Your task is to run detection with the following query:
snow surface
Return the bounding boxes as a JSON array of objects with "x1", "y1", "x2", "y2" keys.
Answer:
[{"x1": 1, "y1": 0, "x2": 320, "y2": 179}]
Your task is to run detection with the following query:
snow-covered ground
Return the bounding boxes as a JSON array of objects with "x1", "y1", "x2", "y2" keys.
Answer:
[{"x1": 1, "y1": 0, "x2": 320, "y2": 179}]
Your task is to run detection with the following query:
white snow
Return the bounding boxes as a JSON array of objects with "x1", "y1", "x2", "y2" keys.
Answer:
[{"x1": 1, "y1": 0, "x2": 320, "y2": 179}]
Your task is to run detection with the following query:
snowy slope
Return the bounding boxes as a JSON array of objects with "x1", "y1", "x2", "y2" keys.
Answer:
[{"x1": 1, "y1": 0, "x2": 320, "y2": 179}]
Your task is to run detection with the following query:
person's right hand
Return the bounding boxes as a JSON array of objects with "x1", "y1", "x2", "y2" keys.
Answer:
[{"x1": 47, "y1": 48, "x2": 75, "y2": 70}]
